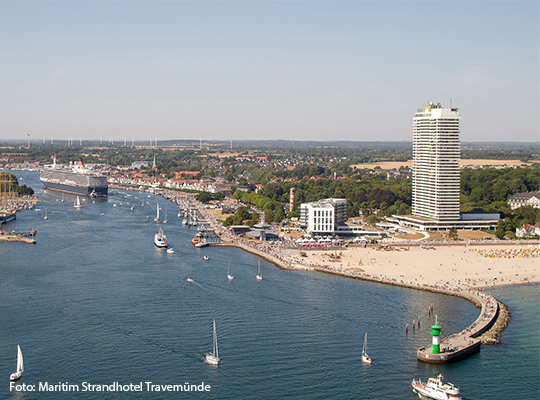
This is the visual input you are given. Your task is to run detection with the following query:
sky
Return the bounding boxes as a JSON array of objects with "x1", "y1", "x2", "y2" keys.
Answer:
[{"x1": 0, "y1": 1, "x2": 538, "y2": 143}]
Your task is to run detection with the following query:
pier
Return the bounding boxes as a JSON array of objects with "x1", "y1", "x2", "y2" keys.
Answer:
[
  {"x1": 0, "y1": 232, "x2": 36, "y2": 243},
  {"x1": 416, "y1": 290, "x2": 501, "y2": 363}
]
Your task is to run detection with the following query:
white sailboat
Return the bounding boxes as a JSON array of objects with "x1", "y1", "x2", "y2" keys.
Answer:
[
  {"x1": 163, "y1": 208, "x2": 168, "y2": 224},
  {"x1": 256, "y1": 260, "x2": 263, "y2": 281},
  {"x1": 9, "y1": 345, "x2": 24, "y2": 381},
  {"x1": 205, "y1": 319, "x2": 220, "y2": 365},
  {"x1": 227, "y1": 261, "x2": 234, "y2": 281},
  {"x1": 154, "y1": 204, "x2": 160, "y2": 222},
  {"x1": 44, "y1": 209, "x2": 48, "y2": 220},
  {"x1": 74, "y1": 195, "x2": 82, "y2": 208},
  {"x1": 362, "y1": 332, "x2": 372, "y2": 364}
]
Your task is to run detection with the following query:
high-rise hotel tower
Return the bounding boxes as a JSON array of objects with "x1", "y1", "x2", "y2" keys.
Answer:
[{"x1": 412, "y1": 102, "x2": 461, "y2": 221}]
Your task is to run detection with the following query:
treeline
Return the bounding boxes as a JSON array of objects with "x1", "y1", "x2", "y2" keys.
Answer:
[
  {"x1": 228, "y1": 166, "x2": 539, "y2": 229},
  {"x1": 495, "y1": 206, "x2": 540, "y2": 239},
  {"x1": 0, "y1": 173, "x2": 34, "y2": 196},
  {"x1": 461, "y1": 166, "x2": 540, "y2": 214}
]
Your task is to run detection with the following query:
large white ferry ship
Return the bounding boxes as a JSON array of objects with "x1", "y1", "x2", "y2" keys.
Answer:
[{"x1": 412, "y1": 374, "x2": 461, "y2": 400}]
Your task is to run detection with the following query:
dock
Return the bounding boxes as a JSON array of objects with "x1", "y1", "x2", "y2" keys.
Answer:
[{"x1": 0, "y1": 232, "x2": 36, "y2": 244}]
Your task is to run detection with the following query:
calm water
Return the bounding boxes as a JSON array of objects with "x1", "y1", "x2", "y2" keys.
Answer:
[{"x1": 1, "y1": 172, "x2": 538, "y2": 399}]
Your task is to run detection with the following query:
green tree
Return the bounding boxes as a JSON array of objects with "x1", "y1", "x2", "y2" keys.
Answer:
[
  {"x1": 196, "y1": 192, "x2": 212, "y2": 203},
  {"x1": 265, "y1": 209, "x2": 275, "y2": 223}
]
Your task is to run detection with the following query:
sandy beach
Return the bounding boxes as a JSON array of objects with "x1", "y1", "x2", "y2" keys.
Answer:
[{"x1": 286, "y1": 244, "x2": 539, "y2": 290}]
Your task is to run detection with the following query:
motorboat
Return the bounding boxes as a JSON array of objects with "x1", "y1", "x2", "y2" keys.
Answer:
[
  {"x1": 9, "y1": 345, "x2": 24, "y2": 381},
  {"x1": 205, "y1": 319, "x2": 220, "y2": 365},
  {"x1": 195, "y1": 240, "x2": 208, "y2": 248},
  {"x1": 154, "y1": 227, "x2": 168, "y2": 248},
  {"x1": 187, "y1": 277, "x2": 194, "y2": 283},
  {"x1": 412, "y1": 374, "x2": 461, "y2": 400},
  {"x1": 166, "y1": 248, "x2": 174, "y2": 254},
  {"x1": 203, "y1": 255, "x2": 209, "y2": 261}
]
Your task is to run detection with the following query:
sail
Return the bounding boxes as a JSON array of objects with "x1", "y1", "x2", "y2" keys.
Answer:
[
  {"x1": 213, "y1": 319, "x2": 219, "y2": 359},
  {"x1": 363, "y1": 333, "x2": 368, "y2": 355},
  {"x1": 17, "y1": 345, "x2": 23, "y2": 373}
]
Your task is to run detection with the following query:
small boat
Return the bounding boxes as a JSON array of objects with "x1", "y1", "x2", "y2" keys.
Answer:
[
  {"x1": 9, "y1": 345, "x2": 24, "y2": 381},
  {"x1": 205, "y1": 319, "x2": 220, "y2": 365},
  {"x1": 74, "y1": 195, "x2": 82, "y2": 208},
  {"x1": 44, "y1": 209, "x2": 48, "y2": 220},
  {"x1": 182, "y1": 218, "x2": 188, "y2": 225},
  {"x1": 167, "y1": 248, "x2": 174, "y2": 254},
  {"x1": 256, "y1": 260, "x2": 262, "y2": 281},
  {"x1": 154, "y1": 227, "x2": 168, "y2": 248},
  {"x1": 203, "y1": 255, "x2": 209, "y2": 261},
  {"x1": 187, "y1": 277, "x2": 194, "y2": 283},
  {"x1": 362, "y1": 332, "x2": 372, "y2": 364},
  {"x1": 154, "y1": 204, "x2": 160, "y2": 222},
  {"x1": 131, "y1": 206, "x2": 135, "y2": 211},
  {"x1": 163, "y1": 208, "x2": 168, "y2": 224},
  {"x1": 412, "y1": 374, "x2": 461, "y2": 400},
  {"x1": 227, "y1": 261, "x2": 234, "y2": 281}
]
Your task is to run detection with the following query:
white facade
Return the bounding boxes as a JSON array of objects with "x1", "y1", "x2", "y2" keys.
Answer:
[
  {"x1": 412, "y1": 103, "x2": 461, "y2": 221},
  {"x1": 508, "y1": 193, "x2": 540, "y2": 210},
  {"x1": 300, "y1": 198, "x2": 347, "y2": 233}
]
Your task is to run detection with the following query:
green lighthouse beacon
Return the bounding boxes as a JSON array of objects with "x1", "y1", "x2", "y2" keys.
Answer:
[{"x1": 431, "y1": 319, "x2": 442, "y2": 354}]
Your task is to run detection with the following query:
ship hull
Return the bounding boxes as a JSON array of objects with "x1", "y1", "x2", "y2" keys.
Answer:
[{"x1": 0, "y1": 212, "x2": 16, "y2": 224}]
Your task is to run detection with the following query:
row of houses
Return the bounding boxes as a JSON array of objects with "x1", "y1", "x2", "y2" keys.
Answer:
[
  {"x1": 108, "y1": 172, "x2": 233, "y2": 195},
  {"x1": 516, "y1": 223, "x2": 540, "y2": 238}
]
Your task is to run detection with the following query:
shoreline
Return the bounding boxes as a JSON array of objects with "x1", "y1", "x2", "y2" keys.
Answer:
[
  {"x1": 211, "y1": 239, "x2": 517, "y2": 348},
  {"x1": 169, "y1": 190, "x2": 527, "y2": 351}
]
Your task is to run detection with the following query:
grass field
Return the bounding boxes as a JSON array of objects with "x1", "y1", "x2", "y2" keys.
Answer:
[{"x1": 352, "y1": 159, "x2": 532, "y2": 170}]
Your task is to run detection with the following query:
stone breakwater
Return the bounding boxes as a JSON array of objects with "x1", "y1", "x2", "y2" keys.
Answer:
[
  {"x1": 311, "y1": 265, "x2": 509, "y2": 347},
  {"x1": 480, "y1": 302, "x2": 510, "y2": 345}
]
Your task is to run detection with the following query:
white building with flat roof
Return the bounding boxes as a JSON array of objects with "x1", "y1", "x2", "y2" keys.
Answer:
[
  {"x1": 412, "y1": 102, "x2": 461, "y2": 221},
  {"x1": 299, "y1": 198, "x2": 347, "y2": 234}
]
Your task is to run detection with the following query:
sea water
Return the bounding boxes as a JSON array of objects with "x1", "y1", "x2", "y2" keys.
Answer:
[{"x1": 0, "y1": 172, "x2": 538, "y2": 399}]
